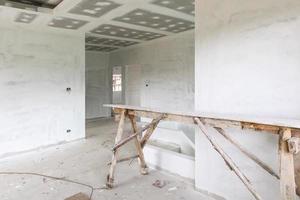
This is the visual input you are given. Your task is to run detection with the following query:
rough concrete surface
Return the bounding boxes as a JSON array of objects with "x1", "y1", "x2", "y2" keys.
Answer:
[
  {"x1": 195, "y1": 0, "x2": 300, "y2": 199},
  {"x1": 109, "y1": 31, "x2": 194, "y2": 113},
  {"x1": 0, "y1": 119, "x2": 214, "y2": 200},
  {"x1": 86, "y1": 52, "x2": 111, "y2": 119},
  {"x1": 0, "y1": 27, "x2": 85, "y2": 157},
  {"x1": 109, "y1": 31, "x2": 196, "y2": 181}
]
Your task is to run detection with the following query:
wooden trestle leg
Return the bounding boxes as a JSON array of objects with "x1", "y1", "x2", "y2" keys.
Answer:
[
  {"x1": 279, "y1": 128, "x2": 297, "y2": 200},
  {"x1": 194, "y1": 118, "x2": 262, "y2": 200},
  {"x1": 129, "y1": 114, "x2": 148, "y2": 175},
  {"x1": 140, "y1": 117, "x2": 162, "y2": 148},
  {"x1": 106, "y1": 109, "x2": 126, "y2": 188}
]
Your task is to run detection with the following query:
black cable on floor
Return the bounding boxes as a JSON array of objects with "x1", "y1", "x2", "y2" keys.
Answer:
[{"x1": 0, "y1": 172, "x2": 108, "y2": 200}]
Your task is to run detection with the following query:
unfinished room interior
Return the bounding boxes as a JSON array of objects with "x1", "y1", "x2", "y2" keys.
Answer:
[{"x1": 1, "y1": 0, "x2": 300, "y2": 199}]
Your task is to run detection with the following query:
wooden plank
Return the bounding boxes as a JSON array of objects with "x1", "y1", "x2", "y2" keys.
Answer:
[
  {"x1": 105, "y1": 104, "x2": 300, "y2": 133},
  {"x1": 105, "y1": 104, "x2": 300, "y2": 196},
  {"x1": 106, "y1": 109, "x2": 126, "y2": 189},
  {"x1": 194, "y1": 118, "x2": 262, "y2": 200},
  {"x1": 215, "y1": 127, "x2": 279, "y2": 179},
  {"x1": 129, "y1": 115, "x2": 148, "y2": 175},
  {"x1": 107, "y1": 155, "x2": 139, "y2": 166},
  {"x1": 279, "y1": 128, "x2": 297, "y2": 200},
  {"x1": 128, "y1": 110, "x2": 240, "y2": 128},
  {"x1": 129, "y1": 110, "x2": 288, "y2": 135},
  {"x1": 287, "y1": 137, "x2": 300, "y2": 154},
  {"x1": 127, "y1": 110, "x2": 195, "y2": 124},
  {"x1": 241, "y1": 122, "x2": 280, "y2": 133}
]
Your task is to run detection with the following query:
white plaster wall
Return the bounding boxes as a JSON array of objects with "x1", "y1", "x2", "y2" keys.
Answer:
[
  {"x1": 112, "y1": 91, "x2": 122, "y2": 104},
  {"x1": 109, "y1": 31, "x2": 195, "y2": 112},
  {"x1": 109, "y1": 32, "x2": 196, "y2": 177},
  {"x1": 144, "y1": 145, "x2": 195, "y2": 180},
  {"x1": 149, "y1": 128, "x2": 195, "y2": 156},
  {"x1": 195, "y1": 1, "x2": 300, "y2": 199},
  {"x1": 0, "y1": 27, "x2": 85, "y2": 157},
  {"x1": 86, "y1": 52, "x2": 111, "y2": 119},
  {"x1": 124, "y1": 64, "x2": 141, "y2": 106},
  {"x1": 109, "y1": 31, "x2": 195, "y2": 140}
]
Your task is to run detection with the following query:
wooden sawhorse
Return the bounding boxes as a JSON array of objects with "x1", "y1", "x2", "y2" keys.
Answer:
[
  {"x1": 105, "y1": 104, "x2": 300, "y2": 200},
  {"x1": 106, "y1": 108, "x2": 165, "y2": 188}
]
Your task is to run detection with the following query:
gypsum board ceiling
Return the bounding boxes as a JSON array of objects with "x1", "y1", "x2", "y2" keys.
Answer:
[{"x1": 6, "y1": 0, "x2": 63, "y2": 8}]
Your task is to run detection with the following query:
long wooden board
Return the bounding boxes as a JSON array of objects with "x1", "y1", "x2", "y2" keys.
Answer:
[
  {"x1": 104, "y1": 104, "x2": 300, "y2": 135},
  {"x1": 105, "y1": 104, "x2": 299, "y2": 199}
]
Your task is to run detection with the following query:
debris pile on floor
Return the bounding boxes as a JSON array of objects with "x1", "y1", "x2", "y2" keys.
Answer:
[
  {"x1": 152, "y1": 180, "x2": 166, "y2": 188},
  {"x1": 168, "y1": 187, "x2": 178, "y2": 192}
]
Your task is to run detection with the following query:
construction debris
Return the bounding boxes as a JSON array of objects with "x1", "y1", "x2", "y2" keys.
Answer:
[
  {"x1": 152, "y1": 180, "x2": 166, "y2": 188},
  {"x1": 168, "y1": 187, "x2": 178, "y2": 192}
]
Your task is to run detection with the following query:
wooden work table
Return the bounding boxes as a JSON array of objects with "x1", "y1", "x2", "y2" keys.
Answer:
[
  {"x1": 104, "y1": 104, "x2": 300, "y2": 200},
  {"x1": 104, "y1": 104, "x2": 300, "y2": 134}
]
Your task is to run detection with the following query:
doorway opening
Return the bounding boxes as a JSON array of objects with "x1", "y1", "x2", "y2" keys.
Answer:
[{"x1": 112, "y1": 66, "x2": 123, "y2": 105}]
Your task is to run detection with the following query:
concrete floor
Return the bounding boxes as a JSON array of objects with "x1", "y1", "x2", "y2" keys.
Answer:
[{"x1": 0, "y1": 118, "x2": 214, "y2": 200}]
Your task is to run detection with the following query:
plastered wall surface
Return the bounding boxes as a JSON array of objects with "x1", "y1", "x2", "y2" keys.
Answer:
[
  {"x1": 86, "y1": 51, "x2": 111, "y2": 119},
  {"x1": 124, "y1": 64, "x2": 141, "y2": 106},
  {"x1": 109, "y1": 31, "x2": 195, "y2": 112},
  {"x1": 109, "y1": 32, "x2": 195, "y2": 178},
  {"x1": 109, "y1": 31, "x2": 195, "y2": 142},
  {"x1": 195, "y1": 0, "x2": 300, "y2": 199},
  {"x1": 0, "y1": 27, "x2": 85, "y2": 157}
]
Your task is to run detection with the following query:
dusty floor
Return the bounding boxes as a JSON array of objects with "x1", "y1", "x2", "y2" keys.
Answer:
[{"x1": 0, "y1": 118, "x2": 214, "y2": 200}]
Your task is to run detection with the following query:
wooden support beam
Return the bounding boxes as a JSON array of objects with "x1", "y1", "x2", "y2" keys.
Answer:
[
  {"x1": 215, "y1": 127, "x2": 279, "y2": 179},
  {"x1": 108, "y1": 115, "x2": 163, "y2": 166},
  {"x1": 279, "y1": 128, "x2": 297, "y2": 200},
  {"x1": 241, "y1": 122, "x2": 281, "y2": 133},
  {"x1": 129, "y1": 115, "x2": 148, "y2": 175},
  {"x1": 106, "y1": 109, "x2": 126, "y2": 189},
  {"x1": 112, "y1": 114, "x2": 165, "y2": 152},
  {"x1": 287, "y1": 137, "x2": 300, "y2": 154},
  {"x1": 112, "y1": 125, "x2": 150, "y2": 152},
  {"x1": 140, "y1": 115, "x2": 164, "y2": 148},
  {"x1": 107, "y1": 155, "x2": 139, "y2": 166},
  {"x1": 194, "y1": 118, "x2": 262, "y2": 200},
  {"x1": 127, "y1": 110, "x2": 195, "y2": 124},
  {"x1": 106, "y1": 104, "x2": 300, "y2": 136}
]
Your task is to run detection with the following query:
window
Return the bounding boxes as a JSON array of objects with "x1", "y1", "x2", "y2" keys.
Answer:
[{"x1": 112, "y1": 74, "x2": 122, "y2": 92}]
